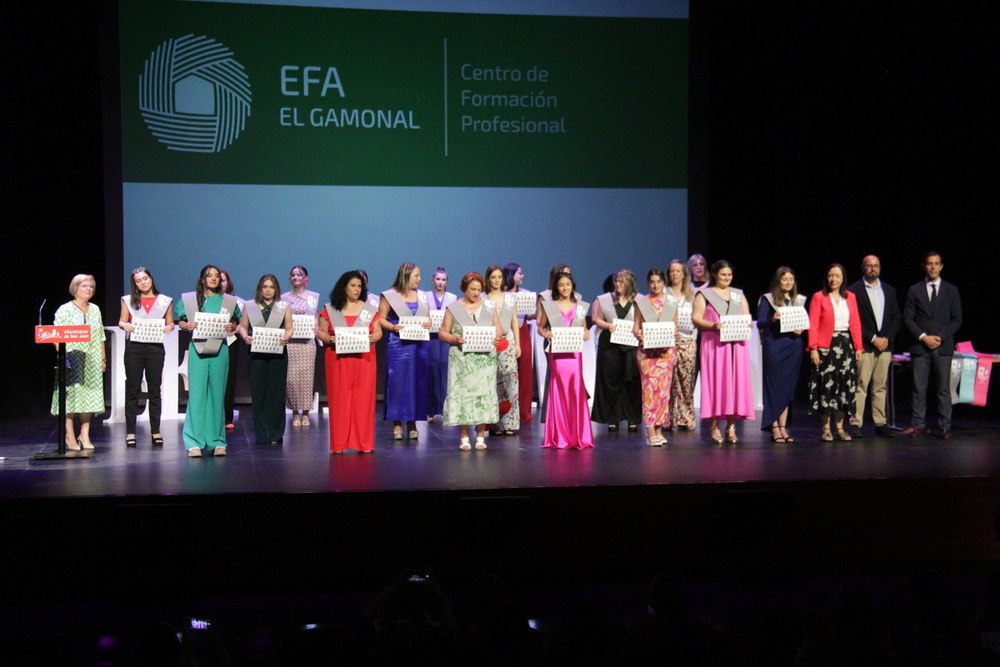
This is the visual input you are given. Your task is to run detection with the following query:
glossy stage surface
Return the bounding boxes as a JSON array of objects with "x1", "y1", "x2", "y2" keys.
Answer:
[{"x1": 2, "y1": 403, "x2": 999, "y2": 499}]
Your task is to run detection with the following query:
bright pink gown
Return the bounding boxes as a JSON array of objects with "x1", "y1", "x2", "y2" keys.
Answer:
[
  {"x1": 543, "y1": 306, "x2": 595, "y2": 449},
  {"x1": 699, "y1": 300, "x2": 755, "y2": 420}
]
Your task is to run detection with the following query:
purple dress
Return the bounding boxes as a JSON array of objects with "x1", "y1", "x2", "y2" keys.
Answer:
[
  {"x1": 699, "y1": 298, "x2": 755, "y2": 420},
  {"x1": 543, "y1": 306, "x2": 595, "y2": 449},
  {"x1": 384, "y1": 301, "x2": 429, "y2": 422}
]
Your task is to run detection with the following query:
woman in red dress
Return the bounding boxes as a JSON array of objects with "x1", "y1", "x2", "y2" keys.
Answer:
[{"x1": 317, "y1": 270, "x2": 382, "y2": 453}]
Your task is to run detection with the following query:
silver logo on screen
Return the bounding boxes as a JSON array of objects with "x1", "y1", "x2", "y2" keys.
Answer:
[{"x1": 138, "y1": 34, "x2": 252, "y2": 153}]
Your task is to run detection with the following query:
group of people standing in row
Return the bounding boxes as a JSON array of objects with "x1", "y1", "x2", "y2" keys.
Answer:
[{"x1": 51, "y1": 250, "x2": 960, "y2": 456}]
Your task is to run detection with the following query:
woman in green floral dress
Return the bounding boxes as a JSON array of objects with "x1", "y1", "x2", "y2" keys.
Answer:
[
  {"x1": 50, "y1": 274, "x2": 106, "y2": 450},
  {"x1": 439, "y1": 272, "x2": 503, "y2": 450}
]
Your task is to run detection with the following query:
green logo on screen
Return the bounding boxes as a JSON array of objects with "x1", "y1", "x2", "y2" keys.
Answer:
[{"x1": 139, "y1": 35, "x2": 252, "y2": 153}]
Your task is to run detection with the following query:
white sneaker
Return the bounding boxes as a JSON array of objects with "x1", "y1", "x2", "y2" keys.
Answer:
[
  {"x1": 187, "y1": 447, "x2": 202, "y2": 457},
  {"x1": 214, "y1": 446, "x2": 227, "y2": 456}
]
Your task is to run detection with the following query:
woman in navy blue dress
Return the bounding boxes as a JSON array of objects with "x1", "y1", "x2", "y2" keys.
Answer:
[{"x1": 756, "y1": 266, "x2": 805, "y2": 442}]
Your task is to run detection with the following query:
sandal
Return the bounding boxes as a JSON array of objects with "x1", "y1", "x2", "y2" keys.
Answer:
[
  {"x1": 301, "y1": 415, "x2": 310, "y2": 426},
  {"x1": 711, "y1": 428, "x2": 723, "y2": 444},
  {"x1": 627, "y1": 424, "x2": 638, "y2": 432},
  {"x1": 821, "y1": 429, "x2": 833, "y2": 442},
  {"x1": 608, "y1": 424, "x2": 619, "y2": 432},
  {"x1": 504, "y1": 430, "x2": 516, "y2": 436},
  {"x1": 780, "y1": 426, "x2": 794, "y2": 443},
  {"x1": 646, "y1": 435, "x2": 665, "y2": 446},
  {"x1": 393, "y1": 427, "x2": 403, "y2": 440},
  {"x1": 836, "y1": 429, "x2": 852, "y2": 441},
  {"x1": 475, "y1": 437, "x2": 487, "y2": 450},
  {"x1": 459, "y1": 437, "x2": 472, "y2": 451},
  {"x1": 152, "y1": 435, "x2": 164, "y2": 447},
  {"x1": 770, "y1": 427, "x2": 785, "y2": 444},
  {"x1": 292, "y1": 414, "x2": 302, "y2": 427},
  {"x1": 726, "y1": 426, "x2": 738, "y2": 444},
  {"x1": 408, "y1": 430, "x2": 419, "y2": 439},
  {"x1": 126, "y1": 436, "x2": 138, "y2": 448}
]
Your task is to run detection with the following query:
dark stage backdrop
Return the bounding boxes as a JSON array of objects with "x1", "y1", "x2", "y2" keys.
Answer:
[{"x1": 5, "y1": 1, "x2": 999, "y2": 419}]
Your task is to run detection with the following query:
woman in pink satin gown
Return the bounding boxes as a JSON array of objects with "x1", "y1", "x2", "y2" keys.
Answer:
[{"x1": 538, "y1": 272, "x2": 594, "y2": 449}]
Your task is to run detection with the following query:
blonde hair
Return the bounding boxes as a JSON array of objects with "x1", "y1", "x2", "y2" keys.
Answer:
[
  {"x1": 615, "y1": 269, "x2": 638, "y2": 302},
  {"x1": 668, "y1": 260, "x2": 693, "y2": 301},
  {"x1": 69, "y1": 274, "x2": 96, "y2": 297}
]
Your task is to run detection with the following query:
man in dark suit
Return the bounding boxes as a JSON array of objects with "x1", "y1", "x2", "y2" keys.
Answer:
[
  {"x1": 903, "y1": 251, "x2": 962, "y2": 439},
  {"x1": 847, "y1": 255, "x2": 902, "y2": 438}
]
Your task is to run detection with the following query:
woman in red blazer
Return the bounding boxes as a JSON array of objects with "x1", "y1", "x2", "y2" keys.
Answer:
[{"x1": 807, "y1": 264, "x2": 864, "y2": 441}]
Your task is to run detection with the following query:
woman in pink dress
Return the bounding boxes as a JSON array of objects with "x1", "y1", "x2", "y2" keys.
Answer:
[
  {"x1": 538, "y1": 272, "x2": 594, "y2": 449},
  {"x1": 692, "y1": 260, "x2": 755, "y2": 444}
]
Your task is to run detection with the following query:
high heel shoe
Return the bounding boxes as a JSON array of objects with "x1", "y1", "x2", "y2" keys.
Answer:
[
  {"x1": 711, "y1": 428, "x2": 723, "y2": 444},
  {"x1": 780, "y1": 426, "x2": 794, "y2": 442},
  {"x1": 770, "y1": 426, "x2": 785, "y2": 443},
  {"x1": 726, "y1": 426, "x2": 738, "y2": 444}
]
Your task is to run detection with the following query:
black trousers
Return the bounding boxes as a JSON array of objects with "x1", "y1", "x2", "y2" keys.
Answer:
[
  {"x1": 124, "y1": 341, "x2": 165, "y2": 433},
  {"x1": 224, "y1": 338, "x2": 240, "y2": 425},
  {"x1": 911, "y1": 350, "x2": 953, "y2": 430},
  {"x1": 248, "y1": 350, "x2": 288, "y2": 444}
]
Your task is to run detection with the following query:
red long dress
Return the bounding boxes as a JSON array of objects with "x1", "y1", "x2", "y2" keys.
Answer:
[{"x1": 321, "y1": 310, "x2": 379, "y2": 452}]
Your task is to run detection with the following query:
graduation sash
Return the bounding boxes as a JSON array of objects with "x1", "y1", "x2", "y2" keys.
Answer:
[
  {"x1": 182, "y1": 291, "x2": 237, "y2": 355},
  {"x1": 701, "y1": 287, "x2": 745, "y2": 317},
  {"x1": 382, "y1": 289, "x2": 429, "y2": 319},
  {"x1": 635, "y1": 293, "x2": 677, "y2": 323},
  {"x1": 325, "y1": 293, "x2": 380, "y2": 329},
  {"x1": 245, "y1": 300, "x2": 288, "y2": 331},
  {"x1": 596, "y1": 292, "x2": 634, "y2": 323},
  {"x1": 542, "y1": 300, "x2": 588, "y2": 328}
]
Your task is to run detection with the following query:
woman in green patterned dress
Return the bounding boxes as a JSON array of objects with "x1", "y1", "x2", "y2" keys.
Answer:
[
  {"x1": 50, "y1": 274, "x2": 106, "y2": 450},
  {"x1": 439, "y1": 272, "x2": 504, "y2": 451}
]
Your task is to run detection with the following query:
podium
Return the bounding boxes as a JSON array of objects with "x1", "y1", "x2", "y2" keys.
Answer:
[{"x1": 34, "y1": 325, "x2": 95, "y2": 460}]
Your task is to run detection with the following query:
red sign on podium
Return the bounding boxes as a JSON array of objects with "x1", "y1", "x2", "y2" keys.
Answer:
[{"x1": 35, "y1": 325, "x2": 92, "y2": 344}]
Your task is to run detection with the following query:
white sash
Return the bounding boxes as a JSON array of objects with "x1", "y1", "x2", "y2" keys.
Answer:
[
  {"x1": 701, "y1": 287, "x2": 745, "y2": 318},
  {"x1": 246, "y1": 300, "x2": 288, "y2": 330},
  {"x1": 447, "y1": 300, "x2": 493, "y2": 329},
  {"x1": 122, "y1": 293, "x2": 172, "y2": 341},
  {"x1": 635, "y1": 294, "x2": 677, "y2": 323},
  {"x1": 382, "y1": 289, "x2": 429, "y2": 319},
  {"x1": 542, "y1": 300, "x2": 588, "y2": 328},
  {"x1": 325, "y1": 294, "x2": 379, "y2": 329},
  {"x1": 182, "y1": 291, "x2": 237, "y2": 355},
  {"x1": 596, "y1": 292, "x2": 635, "y2": 323}
]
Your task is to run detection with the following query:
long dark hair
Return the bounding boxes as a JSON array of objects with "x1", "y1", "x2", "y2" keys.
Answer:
[
  {"x1": 502, "y1": 263, "x2": 521, "y2": 291},
  {"x1": 822, "y1": 263, "x2": 848, "y2": 297},
  {"x1": 769, "y1": 266, "x2": 798, "y2": 305},
  {"x1": 254, "y1": 274, "x2": 280, "y2": 305},
  {"x1": 129, "y1": 267, "x2": 159, "y2": 310},
  {"x1": 484, "y1": 264, "x2": 504, "y2": 294},
  {"x1": 549, "y1": 271, "x2": 578, "y2": 302},
  {"x1": 196, "y1": 265, "x2": 221, "y2": 310},
  {"x1": 330, "y1": 271, "x2": 369, "y2": 311}
]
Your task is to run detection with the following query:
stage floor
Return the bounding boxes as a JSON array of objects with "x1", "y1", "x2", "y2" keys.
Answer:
[{"x1": 2, "y1": 403, "x2": 998, "y2": 499}]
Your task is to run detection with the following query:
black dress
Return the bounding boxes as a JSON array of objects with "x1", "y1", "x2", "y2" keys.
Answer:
[{"x1": 591, "y1": 301, "x2": 642, "y2": 425}]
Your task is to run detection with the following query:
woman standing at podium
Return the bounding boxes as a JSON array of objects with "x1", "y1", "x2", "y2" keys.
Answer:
[
  {"x1": 117, "y1": 267, "x2": 174, "y2": 448},
  {"x1": 51, "y1": 274, "x2": 107, "y2": 450}
]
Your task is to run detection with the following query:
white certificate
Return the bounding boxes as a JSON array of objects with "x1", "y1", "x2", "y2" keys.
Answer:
[
  {"x1": 334, "y1": 327, "x2": 370, "y2": 355},
  {"x1": 291, "y1": 314, "x2": 316, "y2": 339},
  {"x1": 429, "y1": 309, "x2": 445, "y2": 333},
  {"x1": 399, "y1": 316, "x2": 430, "y2": 341},
  {"x1": 609, "y1": 318, "x2": 639, "y2": 347},
  {"x1": 778, "y1": 306, "x2": 810, "y2": 333},
  {"x1": 131, "y1": 318, "x2": 165, "y2": 344},
  {"x1": 677, "y1": 306, "x2": 694, "y2": 335},
  {"x1": 642, "y1": 321, "x2": 676, "y2": 349},
  {"x1": 461, "y1": 325, "x2": 495, "y2": 353},
  {"x1": 550, "y1": 327, "x2": 584, "y2": 353},
  {"x1": 515, "y1": 291, "x2": 536, "y2": 316},
  {"x1": 192, "y1": 312, "x2": 229, "y2": 340},
  {"x1": 720, "y1": 315, "x2": 753, "y2": 342},
  {"x1": 250, "y1": 327, "x2": 285, "y2": 354}
]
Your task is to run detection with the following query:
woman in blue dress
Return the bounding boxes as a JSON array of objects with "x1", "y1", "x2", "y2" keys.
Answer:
[
  {"x1": 378, "y1": 263, "x2": 432, "y2": 440},
  {"x1": 425, "y1": 267, "x2": 456, "y2": 422},
  {"x1": 756, "y1": 266, "x2": 805, "y2": 442}
]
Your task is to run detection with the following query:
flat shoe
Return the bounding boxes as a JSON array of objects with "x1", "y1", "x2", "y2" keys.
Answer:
[
  {"x1": 459, "y1": 437, "x2": 472, "y2": 451},
  {"x1": 393, "y1": 428, "x2": 403, "y2": 440},
  {"x1": 301, "y1": 415, "x2": 310, "y2": 426},
  {"x1": 627, "y1": 424, "x2": 638, "y2": 432},
  {"x1": 608, "y1": 424, "x2": 619, "y2": 432},
  {"x1": 408, "y1": 430, "x2": 419, "y2": 439},
  {"x1": 187, "y1": 447, "x2": 202, "y2": 457},
  {"x1": 836, "y1": 429, "x2": 852, "y2": 441},
  {"x1": 214, "y1": 446, "x2": 227, "y2": 456},
  {"x1": 475, "y1": 437, "x2": 487, "y2": 450},
  {"x1": 292, "y1": 414, "x2": 302, "y2": 427},
  {"x1": 504, "y1": 430, "x2": 516, "y2": 436},
  {"x1": 126, "y1": 436, "x2": 137, "y2": 448},
  {"x1": 151, "y1": 436, "x2": 164, "y2": 446},
  {"x1": 821, "y1": 429, "x2": 833, "y2": 442},
  {"x1": 646, "y1": 436, "x2": 665, "y2": 446}
]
